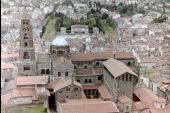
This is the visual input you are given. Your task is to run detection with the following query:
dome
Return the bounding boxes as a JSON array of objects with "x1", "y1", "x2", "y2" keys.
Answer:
[{"x1": 51, "y1": 36, "x2": 68, "y2": 46}]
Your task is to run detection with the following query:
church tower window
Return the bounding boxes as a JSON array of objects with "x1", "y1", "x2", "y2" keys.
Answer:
[
  {"x1": 41, "y1": 69, "x2": 45, "y2": 74},
  {"x1": 23, "y1": 52, "x2": 29, "y2": 59},
  {"x1": 24, "y1": 33, "x2": 29, "y2": 39},
  {"x1": 24, "y1": 42, "x2": 28, "y2": 47}
]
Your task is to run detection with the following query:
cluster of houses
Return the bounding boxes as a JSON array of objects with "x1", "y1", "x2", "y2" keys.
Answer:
[{"x1": 1, "y1": 1, "x2": 170, "y2": 113}]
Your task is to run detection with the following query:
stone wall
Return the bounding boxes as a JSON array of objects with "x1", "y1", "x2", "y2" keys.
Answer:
[{"x1": 55, "y1": 84, "x2": 82, "y2": 103}]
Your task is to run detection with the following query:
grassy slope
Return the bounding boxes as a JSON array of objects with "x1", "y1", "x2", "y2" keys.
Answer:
[
  {"x1": 99, "y1": 19, "x2": 116, "y2": 38},
  {"x1": 42, "y1": 17, "x2": 58, "y2": 40}
]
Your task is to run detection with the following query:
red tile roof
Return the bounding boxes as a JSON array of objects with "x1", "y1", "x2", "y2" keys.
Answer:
[
  {"x1": 58, "y1": 99, "x2": 119, "y2": 113},
  {"x1": 118, "y1": 95, "x2": 132, "y2": 104},
  {"x1": 134, "y1": 86, "x2": 166, "y2": 105},
  {"x1": 48, "y1": 78, "x2": 82, "y2": 91},
  {"x1": 16, "y1": 76, "x2": 48, "y2": 86},
  {"x1": 12, "y1": 87, "x2": 38, "y2": 100},
  {"x1": 70, "y1": 52, "x2": 134, "y2": 62},
  {"x1": 103, "y1": 58, "x2": 137, "y2": 78},
  {"x1": 98, "y1": 85, "x2": 113, "y2": 99},
  {"x1": 132, "y1": 102, "x2": 149, "y2": 111}
]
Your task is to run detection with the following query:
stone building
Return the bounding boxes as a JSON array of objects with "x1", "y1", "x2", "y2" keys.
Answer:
[
  {"x1": 103, "y1": 58, "x2": 138, "y2": 100},
  {"x1": 71, "y1": 25, "x2": 89, "y2": 34},
  {"x1": 16, "y1": 9, "x2": 37, "y2": 76},
  {"x1": 14, "y1": 9, "x2": 140, "y2": 112}
]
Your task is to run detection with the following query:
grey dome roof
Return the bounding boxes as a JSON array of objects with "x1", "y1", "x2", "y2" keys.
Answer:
[{"x1": 51, "y1": 35, "x2": 68, "y2": 46}]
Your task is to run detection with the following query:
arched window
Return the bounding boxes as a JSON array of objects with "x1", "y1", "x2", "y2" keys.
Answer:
[
  {"x1": 58, "y1": 72, "x2": 61, "y2": 77},
  {"x1": 24, "y1": 33, "x2": 29, "y2": 39},
  {"x1": 23, "y1": 52, "x2": 29, "y2": 59},
  {"x1": 24, "y1": 42, "x2": 28, "y2": 47},
  {"x1": 74, "y1": 66, "x2": 77, "y2": 69},
  {"x1": 65, "y1": 72, "x2": 68, "y2": 76},
  {"x1": 77, "y1": 79, "x2": 80, "y2": 83},
  {"x1": 46, "y1": 69, "x2": 50, "y2": 74},
  {"x1": 41, "y1": 69, "x2": 45, "y2": 74},
  {"x1": 84, "y1": 79, "x2": 88, "y2": 83},
  {"x1": 89, "y1": 79, "x2": 92, "y2": 83}
]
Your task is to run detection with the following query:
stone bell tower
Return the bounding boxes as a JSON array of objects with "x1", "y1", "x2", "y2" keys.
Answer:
[{"x1": 17, "y1": 8, "x2": 37, "y2": 76}]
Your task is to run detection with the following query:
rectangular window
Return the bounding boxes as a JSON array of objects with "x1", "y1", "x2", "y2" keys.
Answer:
[{"x1": 24, "y1": 66, "x2": 30, "y2": 71}]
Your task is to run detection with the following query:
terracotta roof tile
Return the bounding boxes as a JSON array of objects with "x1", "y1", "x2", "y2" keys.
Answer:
[
  {"x1": 118, "y1": 95, "x2": 132, "y2": 103},
  {"x1": 103, "y1": 58, "x2": 137, "y2": 78},
  {"x1": 134, "y1": 86, "x2": 166, "y2": 105},
  {"x1": 16, "y1": 76, "x2": 48, "y2": 86},
  {"x1": 71, "y1": 52, "x2": 134, "y2": 62},
  {"x1": 98, "y1": 85, "x2": 113, "y2": 99},
  {"x1": 48, "y1": 78, "x2": 82, "y2": 91},
  {"x1": 132, "y1": 102, "x2": 149, "y2": 111},
  {"x1": 58, "y1": 99, "x2": 119, "y2": 113},
  {"x1": 12, "y1": 87, "x2": 38, "y2": 100}
]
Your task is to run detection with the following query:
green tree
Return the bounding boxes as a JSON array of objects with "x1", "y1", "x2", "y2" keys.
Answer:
[
  {"x1": 102, "y1": 13, "x2": 109, "y2": 19},
  {"x1": 87, "y1": 17, "x2": 96, "y2": 30}
]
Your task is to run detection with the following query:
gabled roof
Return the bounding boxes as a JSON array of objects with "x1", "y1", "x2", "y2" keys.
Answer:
[
  {"x1": 48, "y1": 78, "x2": 82, "y2": 91},
  {"x1": 103, "y1": 58, "x2": 137, "y2": 78}
]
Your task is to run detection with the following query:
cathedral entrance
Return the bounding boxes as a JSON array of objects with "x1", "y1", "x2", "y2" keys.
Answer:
[{"x1": 48, "y1": 93, "x2": 56, "y2": 112}]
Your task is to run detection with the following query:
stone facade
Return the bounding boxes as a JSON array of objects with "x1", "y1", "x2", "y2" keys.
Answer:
[
  {"x1": 55, "y1": 84, "x2": 82, "y2": 103},
  {"x1": 17, "y1": 13, "x2": 37, "y2": 76},
  {"x1": 103, "y1": 67, "x2": 138, "y2": 100}
]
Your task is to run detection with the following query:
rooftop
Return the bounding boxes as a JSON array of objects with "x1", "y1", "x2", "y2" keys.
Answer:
[
  {"x1": 58, "y1": 99, "x2": 119, "y2": 113},
  {"x1": 103, "y1": 58, "x2": 137, "y2": 78}
]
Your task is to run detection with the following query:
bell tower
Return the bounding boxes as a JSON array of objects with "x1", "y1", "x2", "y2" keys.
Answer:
[{"x1": 17, "y1": 8, "x2": 37, "y2": 76}]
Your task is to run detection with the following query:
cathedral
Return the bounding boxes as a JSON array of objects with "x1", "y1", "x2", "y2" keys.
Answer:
[{"x1": 15, "y1": 10, "x2": 139, "y2": 113}]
